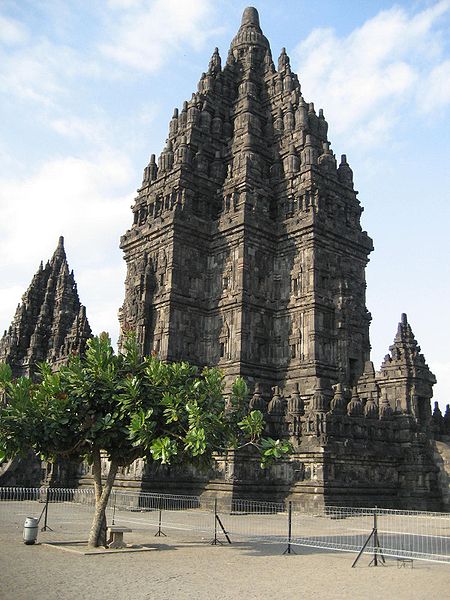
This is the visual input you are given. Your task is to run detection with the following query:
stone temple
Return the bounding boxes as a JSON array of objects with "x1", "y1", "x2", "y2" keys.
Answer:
[
  {"x1": 1, "y1": 7, "x2": 449, "y2": 508},
  {"x1": 0, "y1": 237, "x2": 91, "y2": 378}
]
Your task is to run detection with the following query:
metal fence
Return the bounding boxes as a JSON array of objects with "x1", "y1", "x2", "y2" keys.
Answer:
[
  {"x1": 289, "y1": 505, "x2": 450, "y2": 564},
  {"x1": 1, "y1": 486, "x2": 449, "y2": 564}
]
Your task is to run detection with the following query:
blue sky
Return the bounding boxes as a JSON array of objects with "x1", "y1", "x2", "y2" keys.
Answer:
[{"x1": 1, "y1": 0, "x2": 449, "y2": 408}]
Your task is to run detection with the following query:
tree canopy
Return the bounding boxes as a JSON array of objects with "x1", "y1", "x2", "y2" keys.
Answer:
[{"x1": 0, "y1": 334, "x2": 291, "y2": 547}]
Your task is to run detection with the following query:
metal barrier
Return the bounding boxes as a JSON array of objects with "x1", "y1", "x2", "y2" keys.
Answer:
[
  {"x1": 222, "y1": 498, "x2": 287, "y2": 543},
  {"x1": 285, "y1": 504, "x2": 450, "y2": 564},
  {"x1": 0, "y1": 487, "x2": 449, "y2": 564}
]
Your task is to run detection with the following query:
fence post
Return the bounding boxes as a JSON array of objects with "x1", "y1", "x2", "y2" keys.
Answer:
[
  {"x1": 210, "y1": 498, "x2": 219, "y2": 545},
  {"x1": 352, "y1": 506, "x2": 385, "y2": 567},
  {"x1": 372, "y1": 509, "x2": 378, "y2": 566},
  {"x1": 40, "y1": 488, "x2": 53, "y2": 532},
  {"x1": 111, "y1": 491, "x2": 117, "y2": 526},
  {"x1": 369, "y1": 507, "x2": 385, "y2": 567},
  {"x1": 283, "y1": 501, "x2": 295, "y2": 555},
  {"x1": 209, "y1": 498, "x2": 233, "y2": 545},
  {"x1": 154, "y1": 494, "x2": 167, "y2": 537}
]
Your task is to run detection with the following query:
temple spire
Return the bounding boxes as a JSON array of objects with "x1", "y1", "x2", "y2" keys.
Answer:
[
  {"x1": 241, "y1": 6, "x2": 260, "y2": 28},
  {"x1": 0, "y1": 238, "x2": 92, "y2": 378},
  {"x1": 51, "y1": 235, "x2": 66, "y2": 262},
  {"x1": 230, "y1": 6, "x2": 269, "y2": 53},
  {"x1": 208, "y1": 47, "x2": 221, "y2": 76},
  {"x1": 377, "y1": 314, "x2": 436, "y2": 421}
]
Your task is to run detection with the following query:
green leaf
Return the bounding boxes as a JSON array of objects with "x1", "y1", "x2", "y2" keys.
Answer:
[
  {"x1": 0, "y1": 362, "x2": 12, "y2": 387},
  {"x1": 231, "y1": 377, "x2": 248, "y2": 400},
  {"x1": 238, "y1": 410, "x2": 264, "y2": 438},
  {"x1": 259, "y1": 438, "x2": 293, "y2": 468},
  {"x1": 185, "y1": 426, "x2": 207, "y2": 456},
  {"x1": 150, "y1": 437, "x2": 178, "y2": 464}
]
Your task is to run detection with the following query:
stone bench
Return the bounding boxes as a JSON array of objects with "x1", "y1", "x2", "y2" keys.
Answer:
[
  {"x1": 397, "y1": 558, "x2": 414, "y2": 568},
  {"x1": 107, "y1": 526, "x2": 133, "y2": 549}
]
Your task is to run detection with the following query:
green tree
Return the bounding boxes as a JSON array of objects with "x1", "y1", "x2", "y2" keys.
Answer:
[{"x1": 0, "y1": 334, "x2": 291, "y2": 548}]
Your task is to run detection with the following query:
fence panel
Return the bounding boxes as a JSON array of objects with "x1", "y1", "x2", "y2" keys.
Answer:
[
  {"x1": 291, "y1": 506, "x2": 376, "y2": 554},
  {"x1": 375, "y1": 508, "x2": 450, "y2": 563},
  {"x1": 0, "y1": 487, "x2": 449, "y2": 563},
  {"x1": 109, "y1": 490, "x2": 212, "y2": 535},
  {"x1": 287, "y1": 505, "x2": 450, "y2": 563},
  {"x1": 221, "y1": 499, "x2": 287, "y2": 543}
]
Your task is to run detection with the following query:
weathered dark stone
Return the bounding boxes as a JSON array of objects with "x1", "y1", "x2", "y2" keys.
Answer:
[
  {"x1": 0, "y1": 236, "x2": 91, "y2": 378},
  {"x1": 0, "y1": 237, "x2": 91, "y2": 487},
  {"x1": 117, "y1": 7, "x2": 445, "y2": 510},
  {"x1": 0, "y1": 236, "x2": 91, "y2": 486},
  {"x1": 119, "y1": 8, "x2": 372, "y2": 399},
  {"x1": 1, "y1": 8, "x2": 447, "y2": 510}
]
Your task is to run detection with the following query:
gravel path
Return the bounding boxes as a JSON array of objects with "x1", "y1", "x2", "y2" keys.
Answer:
[{"x1": 0, "y1": 526, "x2": 449, "y2": 600}]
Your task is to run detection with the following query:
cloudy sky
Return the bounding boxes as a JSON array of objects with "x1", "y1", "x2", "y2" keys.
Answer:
[{"x1": 1, "y1": 0, "x2": 449, "y2": 408}]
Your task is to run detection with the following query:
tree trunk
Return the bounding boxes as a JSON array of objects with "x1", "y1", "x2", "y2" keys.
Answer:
[
  {"x1": 88, "y1": 454, "x2": 119, "y2": 548},
  {"x1": 91, "y1": 448, "x2": 107, "y2": 546},
  {"x1": 92, "y1": 448, "x2": 103, "y2": 502}
]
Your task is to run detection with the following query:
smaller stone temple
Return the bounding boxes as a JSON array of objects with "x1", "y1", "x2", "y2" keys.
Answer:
[
  {"x1": 0, "y1": 236, "x2": 91, "y2": 378},
  {"x1": 0, "y1": 237, "x2": 91, "y2": 487}
]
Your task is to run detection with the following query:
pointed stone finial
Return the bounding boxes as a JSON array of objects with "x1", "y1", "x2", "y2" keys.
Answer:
[
  {"x1": 208, "y1": 47, "x2": 222, "y2": 75},
  {"x1": 268, "y1": 385, "x2": 286, "y2": 415},
  {"x1": 249, "y1": 382, "x2": 266, "y2": 412},
  {"x1": 379, "y1": 392, "x2": 393, "y2": 419},
  {"x1": 338, "y1": 154, "x2": 354, "y2": 187},
  {"x1": 230, "y1": 6, "x2": 267, "y2": 53},
  {"x1": 401, "y1": 313, "x2": 408, "y2": 326},
  {"x1": 146, "y1": 154, "x2": 158, "y2": 181},
  {"x1": 278, "y1": 47, "x2": 290, "y2": 71},
  {"x1": 241, "y1": 7, "x2": 260, "y2": 27},
  {"x1": 444, "y1": 405, "x2": 450, "y2": 434},
  {"x1": 330, "y1": 382, "x2": 347, "y2": 414},
  {"x1": 347, "y1": 387, "x2": 363, "y2": 417},
  {"x1": 52, "y1": 236, "x2": 66, "y2": 261},
  {"x1": 363, "y1": 360, "x2": 375, "y2": 376},
  {"x1": 288, "y1": 382, "x2": 304, "y2": 415},
  {"x1": 364, "y1": 393, "x2": 379, "y2": 419}
]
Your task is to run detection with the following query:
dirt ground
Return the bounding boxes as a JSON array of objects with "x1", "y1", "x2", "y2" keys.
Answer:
[{"x1": 0, "y1": 526, "x2": 449, "y2": 600}]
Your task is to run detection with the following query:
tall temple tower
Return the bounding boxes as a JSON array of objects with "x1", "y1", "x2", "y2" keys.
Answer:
[
  {"x1": 120, "y1": 7, "x2": 373, "y2": 398},
  {"x1": 0, "y1": 237, "x2": 91, "y2": 378},
  {"x1": 117, "y1": 7, "x2": 443, "y2": 509}
]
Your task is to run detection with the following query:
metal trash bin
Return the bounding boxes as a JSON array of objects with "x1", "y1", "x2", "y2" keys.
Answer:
[{"x1": 23, "y1": 517, "x2": 39, "y2": 545}]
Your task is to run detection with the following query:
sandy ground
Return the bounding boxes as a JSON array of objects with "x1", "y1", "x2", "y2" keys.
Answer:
[{"x1": 0, "y1": 524, "x2": 449, "y2": 600}]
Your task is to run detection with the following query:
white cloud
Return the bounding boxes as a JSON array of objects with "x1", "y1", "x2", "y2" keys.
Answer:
[
  {"x1": 0, "y1": 152, "x2": 134, "y2": 267},
  {"x1": 350, "y1": 113, "x2": 396, "y2": 148},
  {"x1": 0, "y1": 42, "x2": 62, "y2": 106},
  {"x1": 101, "y1": 0, "x2": 217, "y2": 72},
  {"x1": 49, "y1": 116, "x2": 109, "y2": 144},
  {"x1": 0, "y1": 37, "x2": 97, "y2": 107},
  {"x1": 0, "y1": 14, "x2": 28, "y2": 46},
  {"x1": 107, "y1": 0, "x2": 143, "y2": 7},
  {"x1": 421, "y1": 60, "x2": 450, "y2": 112},
  {"x1": 0, "y1": 152, "x2": 135, "y2": 339},
  {"x1": 77, "y1": 263, "x2": 126, "y2": 342},
  {"x1": 294, "y1": 1, "x2": 450, "y2": 147}
]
